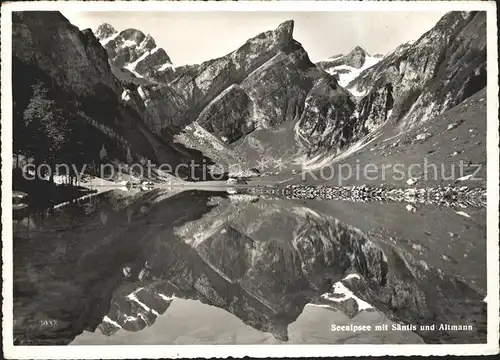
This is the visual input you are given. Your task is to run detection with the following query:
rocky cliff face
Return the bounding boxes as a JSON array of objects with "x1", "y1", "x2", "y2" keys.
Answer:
[
  {"x1": 195, "y1": 85, "x2": 255, "y2": 143},
  {"x1": 99, "y1": 20, "x2": 386, "y2": 167},
  {"x1": 301, "y1": 11, "x2": 486, "y2": 167},
  {"x1": 348, "y1": 11, "x2": 486, "y2": 130},
  {"x1": 12, "y1": 12, "x2": 212, "y2": 179},
  {"x1": 12, "y1": 12, "x2": 150, "y2": 165},
  {"x1": 13, "y1": 12, "x2": 120, "y2": 97},
  {"x1": 98, "y1": 20, "x2": 313, "y2": 134},
  {"x1": 295, "y1": 78, "x2": 356, "y2": 156},
  {"x1": 318, "y1": 46, "x2": 370, "y2": 70}
]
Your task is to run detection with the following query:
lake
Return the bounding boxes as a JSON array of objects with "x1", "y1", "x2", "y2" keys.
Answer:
[{"x1": 12, "y1": 188, "x2": 487, "y2": 345}]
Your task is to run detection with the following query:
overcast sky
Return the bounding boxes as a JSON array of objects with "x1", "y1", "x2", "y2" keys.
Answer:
[{"x1": 62, "y1": 11, "x2": 447, "y2": 64}]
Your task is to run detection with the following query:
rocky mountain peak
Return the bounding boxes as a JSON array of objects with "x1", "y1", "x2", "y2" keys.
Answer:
[
  {"x1": 95, "y1": 24, "x2": 172, "y2": 79},
  {"x1": 95, "y1": 24, "x2": 157, "y2": 50},
  {"x1": 351, "y1": 45, "x2": 369, "y2": 55},
  {"x1": 95, "y1": 23, "x2": 116, "y2": 39},
  {"x1": 275, "y1": 19, "x2": 295, "y2": 44},
  {"x1": 315, "y1": 45, "x2": 381, "y2": 90},
  {"x1": 139, "y1": 34, "x2": 157, "y2": 51},
  {"x1": 247, "y1": 19, "x2": 295, "y2": 52},
  {"x1": 344, "y1": 46, "x2": 369, "y2": 69},
  {"x1": 119, "y1": 28, "x2": 147, "y2": 45}
]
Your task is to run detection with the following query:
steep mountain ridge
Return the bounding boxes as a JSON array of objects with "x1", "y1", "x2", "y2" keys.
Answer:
[
  {"x1": 98, "y1": 20, "x2": 392, "y2": 168},
  {"x1": 12, "y1": 12, "x2": 212, "y2": 181},
  {"x1": 97, "y1": 11, "x2": 486, "y2": 171},
  {"x1": 316, "y1": 46, "x2": 383, "y2": 89},
  {"x1": 97, "y1": 20, "x2": 309, "y2": 134},
  {"x1": 96, "y1": 23, "x2": 173, "y2": 79},
  {"x1": 347, "y1": 11, "x2": 486, "y2": 130},
  {"x1": 11, "y1": 9, "x2": 489, "y2": 348},
  {"x1": 12, "y1": 10, "x2": 487, "y2": 181}
]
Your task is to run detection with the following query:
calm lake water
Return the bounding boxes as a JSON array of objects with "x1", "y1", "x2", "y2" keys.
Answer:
[{"x1": 12, "y1": 188, "x2": 487, "y2": 345}]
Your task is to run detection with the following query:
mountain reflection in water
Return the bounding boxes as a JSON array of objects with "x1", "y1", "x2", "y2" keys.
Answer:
[{"x1": 12, "y1": 189, "x2": 486, "y2": 345}]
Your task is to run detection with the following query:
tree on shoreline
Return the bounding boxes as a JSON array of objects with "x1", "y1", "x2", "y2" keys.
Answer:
[{"x1": 22, "y1": 81, "x2": 71, "y2": 182}]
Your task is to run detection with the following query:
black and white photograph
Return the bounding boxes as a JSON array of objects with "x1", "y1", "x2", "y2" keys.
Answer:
[{"x1": 1, "y1": 0, "x2": 498, "y2": 358}]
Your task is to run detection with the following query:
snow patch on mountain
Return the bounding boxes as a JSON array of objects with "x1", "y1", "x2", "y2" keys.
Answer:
[
  {"x1": 321, "y1": 274, "x2": 373, "y2": 311},
  {"x1": 137, "y1": 86, "x2": 147, "y2": 100},
  {"x1": 121, "y1": 89, "x2": 131, "y2": 101},
  {"x1": 158, "y1": 293, "x2": 176, "y2": 302},
  {"x1": 348, "y1": 87, "x2": 368, "y2": 98},
  {"x1": 320, "y1": 55, "x2": 381, "y2": 90},
  {"x1": 343, "y1": 273, "x2": 361, "y2": 281},
  {"x1": 123, "y1": 63, "x2": 144, "y2": 78},
  {"x1": 126, "y1": 290, "x2": 160, "y2": 316},
  {"x1": 102, "y1": 315, "x2": 122, "y2": 329},
  {"x1": 127, "y1": 47, "x2": 159, "y2": 71},
  {"x1": 158, "y1": 62, "x2": 173, "y2": 71},
  {"x1": 101, "y1": 32, "x2": 119, "y2": 46}
]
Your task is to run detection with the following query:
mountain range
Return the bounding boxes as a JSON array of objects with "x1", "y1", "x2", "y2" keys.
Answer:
[
  {"x1": 10, "y1": 10, "x2": 488, "y2": 347},
  {"x1": 12, "y1": 11, "x2": 486, "y2": 180}
]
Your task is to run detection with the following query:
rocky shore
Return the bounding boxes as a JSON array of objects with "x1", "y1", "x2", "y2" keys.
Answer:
[{"x1": 248, "y1": 184, "x2": 486, "y2": 208}]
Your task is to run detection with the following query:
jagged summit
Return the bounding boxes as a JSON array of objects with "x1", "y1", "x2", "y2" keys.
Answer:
[
  {"x1": 119, "y1": 28, "x2": 149, "y2": 45},
  {"x1": 318, "y1": 46, "x2": 371, "y2": 70},
  {"x1": 277, "y1": 19, "x2": 294, "y2": 31},
  {"x1": 247, "y1": 19, "x2": 296, "y2": 50},
  {"x1": 95, "y1": 23, "x2": 116, "y2": 39},
  {"x1": 315, "y1": 46, "x2": 381, "y2": 89},
  {"x1": 325, "y1": 47, "x2": 368, "y2": 63},
  {"x1": 96, "y1": 24, "x2": 154, "y2": 49},
  {"x1": 275, "y1": 19, "x2": 295, "y2": 43},
  {"x1": 95, "y1": 23, "x2": 172, "y2": 78},
  {"x1": 344, "y1": 46, "x2": 369, "y2": 69},
  {"x1": 350, "y1": 45, "x2": 369, "y2": 55}
]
